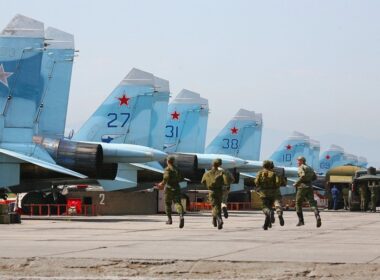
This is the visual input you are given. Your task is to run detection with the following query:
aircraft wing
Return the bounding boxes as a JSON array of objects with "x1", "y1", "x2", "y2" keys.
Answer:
[{"x1": 0, "y1": 147, "x2": 87, "y2": 178}]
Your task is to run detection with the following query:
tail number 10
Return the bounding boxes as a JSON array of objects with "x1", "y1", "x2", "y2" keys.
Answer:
[
  {"x1": 223, "y1": 138, "x2": 239, "y2": 149},
  {"x1": 166, "y1": 125, "x2": 179, "y2": 138},
  {"x1": 107, "y1": 113, "x2": 130, "y2": 128}
]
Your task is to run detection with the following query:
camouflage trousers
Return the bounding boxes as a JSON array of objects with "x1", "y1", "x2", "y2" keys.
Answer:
[
  {"x1": 359, "y1": 186, "x2": 368, "y2": 211},
  {"x1": 221, "y1": 186, "x2": 230, "y2": 208},
  {"x1": 209, "y1": 191, "x2": 222, "y2": 218},
  {"x1": 260, "y1": 189, "x2": 283, "y2": 216},
  {"x1": 295, "y1": 187, "x2": 318, "y2": 213},
  {"x1": 369, "y1": 187, "x2": 378, "y2": 211},
  {"x1": 342, "y1": 194, "x2": 349, "y2": 209},
  {"x1": 165, "y1": 189, "x2": 184, "y2": 216}
]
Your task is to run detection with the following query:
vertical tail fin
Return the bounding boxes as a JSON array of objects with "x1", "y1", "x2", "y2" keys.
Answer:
[
  {"x1": 343, "y1": 153, "x2": 358, "y2": 166},
  {"x1": 164, "y1": 89, "x2": 209, "y2": 153},
  {"x1": 0, "y1": 14, "x2": 45, "y2": 143},
  {"x1": 309, "y1": 139, "x2": 320, "y2": 172},
  {"x1": 205, "y1": 109, "x2": 262, "y2": 160},
  {"x1": 73, "y1": 68, "x2": 169, "y2": 149},
  {"x1": 357, "y1": 156, "x2": 368, "y2": 168},
  {"x1": 36, "y1": 27, "x2": 75, "y2": 139},
  {"x1": 270, "y1": 131, "x2": 311, "y2": 167},
  {"x1": 148, "y1": 76, "x2": 169, "y2": 150},
  {"x1": 319, "y1": 144, "x2": 345, "y2": 173}
]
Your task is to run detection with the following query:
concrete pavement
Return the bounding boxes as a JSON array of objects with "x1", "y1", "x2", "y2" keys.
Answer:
[{"x1": 0, "y1": 210, "x2": 379, "y2": 279}]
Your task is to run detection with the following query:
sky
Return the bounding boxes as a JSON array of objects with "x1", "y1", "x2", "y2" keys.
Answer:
[{"x1": 2, "y1": 0, "x2": 380, "y2": 166}]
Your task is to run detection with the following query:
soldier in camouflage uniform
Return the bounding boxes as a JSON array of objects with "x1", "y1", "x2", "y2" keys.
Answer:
[
  {"x1": 201, "y1": 158, "x2": 229, "y2": 230},
  {"x1": 358, "y1": 182, "x2": 368, "y2": 212},
  {"x1": 342, "y1": 184, "x2": 349, "y2": 210},
  {"x1": 157, "y1": 156, "x2": 185, "y2": 228},
  {"x1": 270, "y1": 161, "x2": 286, "y2": 226},
  {"x1": 367, "y1": 167, "x2": 378, "y2": 213},
  {"x1": 220, "y1": 168, "x2": 235, "y2": 219},
  {"x1": 294, "y1": 156, "x2": 321, "y2": 228},
  {"x1": 255, "y1": 160, "x2": 284, "y2": 230}
]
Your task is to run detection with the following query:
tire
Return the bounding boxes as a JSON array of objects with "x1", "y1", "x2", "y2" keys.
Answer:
[{"x1": 21, "y1": 192, "x2": 48, "y2": 215}]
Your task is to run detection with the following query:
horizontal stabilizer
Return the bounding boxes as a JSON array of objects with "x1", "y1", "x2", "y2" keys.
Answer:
[
  {"x1": 286, "y1": 177, "x2": 297, "y2": 183},
  {"x1": 285, "y1": 177, "x2": 324, "y2": 190},
  {"x1": 0, "y1": 148, "x2": 87, "y2": 178},
  {"x1": 240, "y1": 172, "x2": 256, "y2": 178},
  {"x1": 130, "y1": 162, "x2": 164, "y2": 174},
  {"x1": 98, "y1": 163, "x2": 138, "y2": 191},
  {"x1": 98, "y1": 178, "x2": 137, "y2": 192}
]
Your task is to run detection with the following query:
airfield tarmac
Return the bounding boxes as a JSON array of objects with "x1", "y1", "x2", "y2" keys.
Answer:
[{"x1": 0, "y1": 210, "x2": 379, "y2": 280}]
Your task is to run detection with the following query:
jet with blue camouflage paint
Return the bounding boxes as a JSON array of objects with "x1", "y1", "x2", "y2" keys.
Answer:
[
  {"x1": 0, "y1": 15, "x2": 88, "y2": 198},
  {"x1": 69, "y1": 68, "x2": 170, "y2": 191},
  {"x1": 270, "y1": 131, "x2": 313, "y2": 168},
  {"x1": 318, "y1": 145, "x2": 365, "y2": 174},
  {"x1": 163, "y1": 90, "x2": 248, "y2": 190},
  {"x1": 0, "y1": 15, "x2": 166, "y2": 200},
  {"x1": 205, "y1": 111, "x2": 324, "y2": 195},
  {"x1": 164, "y1": 90, "x2": 247, "y2": 171}
]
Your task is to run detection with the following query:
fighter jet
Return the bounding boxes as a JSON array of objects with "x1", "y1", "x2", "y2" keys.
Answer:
[
  {"x1": 164, "y1": 90, "x2": 247, "y2": 170},
  {"x1": 71, "y1": 68, "x2": 170, "y2": 191},
  {"x1": 0, "y1": 15, "x2": 166, "y2": 199},
  {"x1": 319, "y1": 145, "x2": 365, "y2": 174}
]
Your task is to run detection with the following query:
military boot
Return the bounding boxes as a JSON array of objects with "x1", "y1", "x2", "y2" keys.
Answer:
[
  {"x1": 270, "y1": 209, "x2": 275, "y2": 224},
  {"x1": 179, "y1": 213, "x2": 184, "y2": 228},
  {"x1": 217, "y1": 215, "x2": 223, "y2": 230},
  {"x1": 263, "y1": 212, "x2": 271, "y2": 230},
  {"x1": 296, "y1": 212, "x2": 304, "y2": 226},
  {"x1": 166, "y1": 216, "x2": 173, "y2": 225},
  {"x1": 278, "y1": 214, "x2": 285, "y2": 226},
  {"x1": 212, "y1": 217, "x2": 217, "y2": 227},
  {"x1": 314, "y1": 210, "x2": 322, "y2": 228},
  {"x1": 222, "y1": 206, "x2": 229, "y2": 219}
]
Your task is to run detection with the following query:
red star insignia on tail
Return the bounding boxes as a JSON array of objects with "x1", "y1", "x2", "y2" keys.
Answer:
[
  {"x1": 118, "y1": 94, "x2": 130, "y2": 106},
  {"x1": 171, "y1": 111, "x2": 180, "y2": 120},
  {"x1": 286, "y1": 145, "x2": 292, "y2": 150},
  {"x1": 0, "y1": 64, "x2": 13, "y2": 88},
  {"x1": 231, "y1": 126, "x2": 238, "y2": 134},
  {"x1": 325, "y1": 155, "x2": 330, "y2": 160}
]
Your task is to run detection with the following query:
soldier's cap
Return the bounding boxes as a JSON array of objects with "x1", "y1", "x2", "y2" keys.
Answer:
[
  {"x1": 167, "y1": 156, "x2": 175, "y2": 163},
  {"x1": 297, "y1": 156, "x2": 306, "y2": 162},
  {"x1": 213, "y1": 158, "x2": 222, "y2": 166},
  {"x1": 263, "y1": 160, "x2": 272, "y2": 169}
]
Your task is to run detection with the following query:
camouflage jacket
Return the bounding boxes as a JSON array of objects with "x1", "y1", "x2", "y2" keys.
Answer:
[
  {"x1": 201, "y1": 169, "x2": 229, "y2": 192},
  {"x1": 254, "y1": 168, "x2": 280, "y2": 198},
  {"x1": 161, "y1": 165, "x2": 183, "y2": 191},
  {"x1": 294, "y1": 164, "x2": 316, "y2": 188}
]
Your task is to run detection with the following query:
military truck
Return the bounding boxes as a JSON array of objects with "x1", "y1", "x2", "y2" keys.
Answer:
[{"x1": 325, "y1": 166, "x2": 380, "y2": 211}]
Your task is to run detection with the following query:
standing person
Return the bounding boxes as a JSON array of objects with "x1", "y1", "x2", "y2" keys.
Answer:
[
  {"x1": 294, "y1": 156, "x2": 321, "y2": 228},
  {"x1": 359, "y1": 182, "x2": 368, "y2": 212},
  {"x1": 220, "y1": 168, "x2": 235, "y2": 219},
  {"x1": 157, "y1": 156, "x2": 185, "y2": 228},
  {"x1": 201, "y1": 158, "x2": 228, "y2": 230},
  {"x1": 331, "y1": 185, "x2": 340, "y2": 210},
  {"x1": 369, "y1": 181, "x2": 378, "y2": 212},
  {"x1": 255, "y1": 160, "x2": 284, "y2": 230},
  {"x1": 342, "y1": 184, "x2": 349, "y2": 210},
  {"x1": 367, "y1": 167, "x2": 378, "y2": 213}
]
